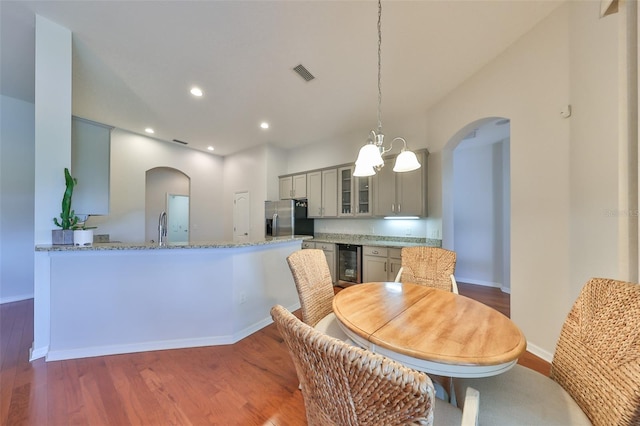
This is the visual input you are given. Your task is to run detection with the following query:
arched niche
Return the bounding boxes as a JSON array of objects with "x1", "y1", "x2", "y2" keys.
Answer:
[
  {"x1": 145, "y1": 167, "x2": 190, "y2": 243},
  {"x1": 443, "y1": 117, "x2": 511, "y2": 293}
]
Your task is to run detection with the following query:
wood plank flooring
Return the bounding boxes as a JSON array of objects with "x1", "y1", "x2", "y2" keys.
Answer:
[{"x1": 1, "y1": 284, "x2": 550, "y2": 425}]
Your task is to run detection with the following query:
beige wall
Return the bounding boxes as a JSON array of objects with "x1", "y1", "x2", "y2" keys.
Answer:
[
  {"x1": 426, "y1": 2, "x2": 627, "y2": 358},
  {"x1": 223, "y1": 144, "x2": 289, "y2": 241},
  {"x1": 89, "y1": 129, "x2": 225, "y2": 243}
]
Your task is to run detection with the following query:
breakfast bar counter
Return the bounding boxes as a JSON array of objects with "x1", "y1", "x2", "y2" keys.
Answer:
[{"x1": 32, "y1": 237, "x2": 308, "y2": 361}]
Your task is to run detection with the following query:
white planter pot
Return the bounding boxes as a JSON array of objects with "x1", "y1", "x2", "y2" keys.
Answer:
[{"x1": 73, "y1": 229, "x2": 94, "y2": 247}]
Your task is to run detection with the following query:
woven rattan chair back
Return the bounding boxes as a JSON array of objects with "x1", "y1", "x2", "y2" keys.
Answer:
[
  {"x1": 271, "y1": 305, "x2": 435, "y2": 426},
  {"x1": 550, "y1": 277, "x2": 640, "y2": 426},
  {"x1": 286, "y1": 249, "x2": 334, "y2": 327},
  {"x1": 400, "y1": 247, "x2": 456, "y2": 292}
]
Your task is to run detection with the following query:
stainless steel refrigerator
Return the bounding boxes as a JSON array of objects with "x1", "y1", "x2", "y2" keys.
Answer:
[{"x1": 265, "y1": 200, "x2": 314, "y2": 237}]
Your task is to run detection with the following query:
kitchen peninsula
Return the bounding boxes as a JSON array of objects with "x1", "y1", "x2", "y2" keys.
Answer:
[{"x1": 32, "y1": 237, "x2": 308, "y2": 361}]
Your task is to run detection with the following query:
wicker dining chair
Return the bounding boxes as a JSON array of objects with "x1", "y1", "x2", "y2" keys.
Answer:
[
  {"x1": 395, "y1": 247, "x2": 459, "y2": 293},
  {"x1": 454, "y1": 277, "x2": 640, "y2": 426},
  {"x1": 286, "y1": 249, "x2": 348, "y2": 341},
  {"x1": 271, "y1": 304, "x2": 479, "y2": 426}
]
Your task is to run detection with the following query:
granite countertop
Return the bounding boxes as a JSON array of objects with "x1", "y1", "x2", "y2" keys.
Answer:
[
  {"x1": 308, "y1": 233, "x2": 442, "y2": 248},
  {"x1": 35, "y1": 235, "x2": 312, "y2": 252}
]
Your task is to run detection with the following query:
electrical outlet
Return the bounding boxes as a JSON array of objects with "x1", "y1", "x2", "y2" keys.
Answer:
[
  {"x1": 239, "y1": 291, "x2": 247, "y2": 304},
  {"x1": 405, "y1": 227, "x2": 412, "y2": 236}
]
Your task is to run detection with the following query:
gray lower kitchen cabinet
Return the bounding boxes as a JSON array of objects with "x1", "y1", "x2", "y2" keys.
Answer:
[
  {"x1": 301, "y1": 241, "x2": 336, "y2": 283},
  {"x1": 363, "y1": 246, "x2": 402, "y2": 282},
  {"x1": 388, "y1": 248, "x2": 402, "y2": 281}
]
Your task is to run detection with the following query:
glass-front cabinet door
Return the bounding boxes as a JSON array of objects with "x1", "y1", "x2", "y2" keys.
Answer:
[
  {"x1": 338, "y1": 166, "x2": 372, "y2": 217},
  {"x1": 338, "y1": 166, "x2": 353, "y2": 216},
  {"x1": 355, "y1": 175, "x2": 372, "y2": 216}
]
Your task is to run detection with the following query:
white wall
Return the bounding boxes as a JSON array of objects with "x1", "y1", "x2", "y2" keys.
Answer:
[
  {"x1": 0, "y1": 95, "x2": 35, "y2": 303},
  {"x1": 89, "y1": 129, "x2": 225, "y2": 243},
  {"x1": 34, "y1": 15, "x2": 72, "y2": 245},
  {"x1": 315, "y1": 218, "x2": 428, "y2": 238},
  {"x1": 427, "y1": 2, "x2": 623, "y2": 358}
]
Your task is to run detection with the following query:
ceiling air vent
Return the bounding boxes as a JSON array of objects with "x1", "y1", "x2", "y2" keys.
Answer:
[
  {"x1": 293, "y1": 64, "x2": 315, "y2": 82},
  {"x1": 462, "y1": 129, "x2": 477, "y2": 140}
]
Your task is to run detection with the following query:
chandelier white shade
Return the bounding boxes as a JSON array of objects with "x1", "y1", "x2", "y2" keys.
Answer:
[
  {"x1": 393, "y1": 147, "x2": 421, "y2": 172},
  {"x1": 353, "y1": 162, "x2": 376, "y2": 177},
  {"x1": 353, "y1": 0, "x2": 421, "y2": 177}
]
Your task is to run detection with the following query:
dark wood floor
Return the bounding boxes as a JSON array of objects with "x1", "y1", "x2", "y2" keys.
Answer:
[{"x1": 1, "y1": 284, "x2": 549, "y2": 425}]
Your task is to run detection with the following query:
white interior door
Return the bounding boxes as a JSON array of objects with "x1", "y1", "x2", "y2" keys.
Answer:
[
  {"x1": 167, "y1": 194, "x2": 189, "y2": 243},
  {"x1": 233, "y1": 191, "x2": 250, "y2": 242}
]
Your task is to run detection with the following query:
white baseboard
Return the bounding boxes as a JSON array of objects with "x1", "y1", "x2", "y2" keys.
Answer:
[
  {"x1": 456, "y1": 277, "x2": 501, "y2": 288},
  {"x1": 45, "y1": 336, "x2": 235, "y2": 362},
  {"x1": 456, "y1": 278, "x2": 512, "y2": 294},
  {"x1": 1, "y1": 294, "x2": 34, "y2": 305},
  {"x1": 30, "y1": 344, "x2": 49, "y2": 362},
  {"x1": 525, "y1": 341, "x2": 553, "y2": 363},
  {"x1": 37, "y1": 300, "x2": 303, "y2": 362}
]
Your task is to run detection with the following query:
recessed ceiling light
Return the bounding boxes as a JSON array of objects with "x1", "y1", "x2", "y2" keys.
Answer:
[
  {"x1": 207, "y1": 146, "x2": 214, "y2": 151},
  {"x1": 190, "y1": 87, "x2": 203, "y2": 97},
  {"x1": 260, "y1": 122, "x2": 269, "y2": 129},
  {"x1": 145, "y1": 128, "x2": 155, "y2": 134}
]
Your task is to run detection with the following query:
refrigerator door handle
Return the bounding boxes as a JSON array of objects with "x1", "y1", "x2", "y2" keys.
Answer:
[{"x1": 272, "y1": 213, "x2": 278, "y2": 236}]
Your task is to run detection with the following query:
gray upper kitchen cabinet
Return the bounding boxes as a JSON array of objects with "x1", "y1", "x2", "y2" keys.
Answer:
[
  {"x1": 373, "y1": 149, "x2": 428, "y2": 217},
  {"x1": 307, "y1": 169, "x2": 337, "y2": 218},
  {"x1": 71, "y1": 116, "x2": 112, "y2": 215},
  {"x1": 279, "y1": 173, "x2": 307, "y2": 199}
]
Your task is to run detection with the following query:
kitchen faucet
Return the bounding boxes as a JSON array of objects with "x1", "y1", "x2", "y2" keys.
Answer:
[{"x1": 158, "y1": 211, "x2": 167, "y2": 246}]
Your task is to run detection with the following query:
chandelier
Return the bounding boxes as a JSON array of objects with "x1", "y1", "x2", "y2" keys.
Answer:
[{"x1": 353, "y1": 0, "x2": 421, "y2": 177}]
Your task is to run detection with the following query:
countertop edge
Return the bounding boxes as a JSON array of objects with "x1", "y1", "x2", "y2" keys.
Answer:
[{"x1": 35, "y1": 235, "x2": 312, "y2": 252}]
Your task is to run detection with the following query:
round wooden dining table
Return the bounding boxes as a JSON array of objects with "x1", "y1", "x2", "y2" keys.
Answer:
[{"x1": 332, "y1": 281, "x2": 527, "y2": 378}]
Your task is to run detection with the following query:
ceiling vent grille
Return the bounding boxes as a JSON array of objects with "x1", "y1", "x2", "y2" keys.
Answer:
[
  {"x1": 462, "y1": 129, "x2": 477, "y2": 140},
  {"x1": 293, "y1": 64, "x2": 315, "y2": 82}
]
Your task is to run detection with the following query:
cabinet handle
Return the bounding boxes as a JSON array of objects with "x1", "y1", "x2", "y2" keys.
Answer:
[
  {"x1": 372, "y1": 250, "x2": 379, "y2": 255},
  {"x1": 384, "y1": 262, "x2": 387, "y2": 272},
  {"x1": 391, "y1": 204, "x2": 395, "y2": 213},
  {"x1": 398, "y1": 203, "x2": 401, "y2": 213}
]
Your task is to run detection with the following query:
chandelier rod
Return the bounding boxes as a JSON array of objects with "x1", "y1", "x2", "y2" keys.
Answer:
[{"x1": 376, "y1": 0, "x2": 382, "y2": 134}]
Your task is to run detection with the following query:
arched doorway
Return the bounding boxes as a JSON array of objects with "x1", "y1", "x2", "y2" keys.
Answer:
[
  {"x1": 443, "y1": 117, "x2": 511, "y2": 293},
  {"x1": 145, "y1": 167, "x2": 190, "y2": 243}
]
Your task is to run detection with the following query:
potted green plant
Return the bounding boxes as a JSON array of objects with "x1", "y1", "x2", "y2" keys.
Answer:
[{"x1": 52, "y1": 168, "x2": 80, "y2": 245}]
